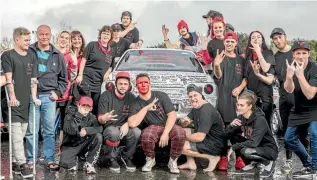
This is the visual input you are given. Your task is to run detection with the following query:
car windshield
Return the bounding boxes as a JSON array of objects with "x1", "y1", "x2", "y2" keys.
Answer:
[{"x1": 116, "y1": 50, "x2": 204, "y2": 72}]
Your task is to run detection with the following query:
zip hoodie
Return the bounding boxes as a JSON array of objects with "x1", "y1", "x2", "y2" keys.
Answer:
[
  {"x1": 29, "y1": 42, "x2": 68, "y2": 97},
  {"x1": 226, "y1": 107, "x2": 278, "y2": 159},
  {"x1": 62, "y1": 106, "x2": 102, "y2": 147}
]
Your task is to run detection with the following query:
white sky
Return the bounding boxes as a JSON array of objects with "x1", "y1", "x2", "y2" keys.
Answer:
[{"x1": 1, "y1": 0, "x2": 317, "y2": 47}]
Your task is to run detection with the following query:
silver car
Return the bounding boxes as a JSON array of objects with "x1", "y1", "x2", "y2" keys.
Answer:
[{"x1": 101, "y1": 48, "x2": 218, "y2": 119}]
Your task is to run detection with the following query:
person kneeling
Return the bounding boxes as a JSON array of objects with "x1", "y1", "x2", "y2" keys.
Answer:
[
  {"x1": 59, "y1": 96, "x2": 103, "y2": 174},
  {"x1": 226, "y1": 91, "x2": 278, "y2": 178},
  {"x1": 178, "y1": 85, "x2": 227, "y2": 172}
]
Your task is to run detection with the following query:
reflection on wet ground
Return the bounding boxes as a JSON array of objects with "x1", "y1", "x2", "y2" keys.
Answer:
[{"x1": 0, "y1": 136, "x2": 314, "y2": 180}]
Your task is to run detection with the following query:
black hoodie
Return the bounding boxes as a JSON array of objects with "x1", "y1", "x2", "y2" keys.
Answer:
[
  {"x1": 225, "y1": 107, "x2": 278, "y2": 160},
  {"x1": 62, "y1": 106, "x2": 103, "y2": 147}
]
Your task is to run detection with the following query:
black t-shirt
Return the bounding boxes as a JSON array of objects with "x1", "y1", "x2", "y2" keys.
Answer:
[
  {"x1": 207, "y1": 39, "x2": 224, "y2": 60},
  {"x1": 1, "y1": 49, "x2": 38, "y2": 122},
  {"x1": 274, "y1": 49, "x2": 293, "y2": 97},
  {"x1": 83, "y1": 41, "x2": 114, "y2": 92},
  {"x1": 98, "y1": 90, "x2": 136, "y2": 127},
  {"x1": 214, "y1": 55, "x2": 245, "y2": 123},
  {"x1": 111, "y1": 38, "x2": 132, "y2": 58},
  {"x1": 187, "y1": 103, "x2": 226, "y2": 154},
  {"x1": 244, "y1": 50, "x2": 275, "y2": 103},
  {"x1": 120, "y1": 24, "x2": 140, "y2": 43},
  {"x1": 129, "y1": 91, "x2": 175, "y2": 127},
  {"x1": 288, "y1": 61, "x2": 317, "y2": 126},
  {"x1": 184, "y1": 34, "x2": 194, "y2": 46}
]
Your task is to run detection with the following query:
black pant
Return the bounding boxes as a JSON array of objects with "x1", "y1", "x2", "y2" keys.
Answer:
[
  {"x1": 102, "y1": 126, "x2": 141, "y2": 159},
  {"x1": 60, "y1": 133, "x2": 103, "y2": 169},
  {"x1": 231, "y1": 135, "x2": 275, "y2": 164},
  {"x1": 262, "y1": 101, "x2": 273, "y2": 128},
  {"x1": 91, "y1": 91, "x2": 101, "y2": 116}
]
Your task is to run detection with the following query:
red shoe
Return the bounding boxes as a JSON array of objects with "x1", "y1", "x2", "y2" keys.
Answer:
[
  {"x1": 218, "y1": 156, "x2": 228, "y2": 171},
  {"x1": 235, "y1": 156, "x2": 246, "y2": 169}
]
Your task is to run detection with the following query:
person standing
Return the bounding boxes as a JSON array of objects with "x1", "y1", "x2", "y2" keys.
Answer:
[
  {"x1": 26, "y1": 24, "x2": 68, "y2": 170},
  {"x1": 284, "y1": 41, "x2": 317, "y2": 177},
  {"x1": 1, "y1": 27, "x2": 39, "y2": 178}
]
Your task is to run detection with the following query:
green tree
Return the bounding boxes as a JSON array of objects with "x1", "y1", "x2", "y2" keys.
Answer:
[
  {"x1": 237, "y1": 32, "x2": 249, "y2": 54},
  {"x1": 147, "y1": 42, "x2": 167, "y2": 48}
]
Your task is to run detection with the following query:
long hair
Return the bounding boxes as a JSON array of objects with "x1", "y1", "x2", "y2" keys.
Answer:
[
  {"x1": 70, "y1": 30, "x2": 86, "y2": 56},
  {"x1": 245, "y1": 31, "x2": 269, "y2": 60},
  {"x1": 56, "y1": 30, "x2": 71, "y2": 51},
  {"x1": 211, "y1": 16, "x2": 226, "y2": 39}
]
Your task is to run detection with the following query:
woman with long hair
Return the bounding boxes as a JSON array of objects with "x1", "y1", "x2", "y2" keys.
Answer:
[
  {"x1": 244, "y1": 31, "x2": 275, "y2": 124},
  {"x1": 207, "y1": 16, "x2": 226, "y2": 60},
  {"x1": 70, "y1": 30, "x2": 86, "y2": 69},
  {"x1": 226, "y1": 91, "x2": 278, "y2": 178},
  {"x1": 75, "y1": 25, "x2": 115, "y2": 115}
]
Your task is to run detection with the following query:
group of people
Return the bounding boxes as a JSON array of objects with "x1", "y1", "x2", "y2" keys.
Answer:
[{"x1": 0, "y1": 8, "x2": 316, "y2": 180}]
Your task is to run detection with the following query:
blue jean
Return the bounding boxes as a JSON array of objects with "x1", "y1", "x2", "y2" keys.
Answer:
[
  {"x1": 25, "y1": 94, "x2": 56, "y2": 163},
  {"x1": 285, "y1": 121, "x2": 317, "y2": 170}
]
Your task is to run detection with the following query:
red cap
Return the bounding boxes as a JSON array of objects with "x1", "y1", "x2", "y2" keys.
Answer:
[
  {"x1": 77, "y1": 96, "x2": 93, "y2": 107},
  {"x1": 224, "y1": 32, "x2": 238, "y2": 41},
  {"x1": 115, "y1": 71, "x2": 130, "y2": 80},
  {"x1": 177, "y1": 20, "x2": 189, "y2": 31}
]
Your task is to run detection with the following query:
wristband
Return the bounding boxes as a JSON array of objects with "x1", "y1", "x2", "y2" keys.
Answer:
[
  {"x1": 164, "y1": 39, "x2": 169, "y2": 41},
  {"x1": 6, "y1": 79, "x2": 14, "y2": 85}
]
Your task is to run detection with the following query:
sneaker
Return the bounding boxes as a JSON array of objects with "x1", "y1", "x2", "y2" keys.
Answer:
[
  {"x1": 20, "y1": 164, "x2": 34, "y2": 179},
  {"x1": 142, "y1": 157, "x2": 156, "y2": 172},
  {"x1": 68, "y1": 165, "x2": 77, "y2": 172},
  {"x1": 293, "y1": 167, "x2": 317, "y2": 177},
  {"x1": 110, "y1": 158, "x2": 120, "y2": 172},
  {"x1": 168, "y1": 158, "x2": 180, "y2": 174},
  {"x1": 12, "y1": 162, "x2": 22, "y2": 175},
  {"x1": 259, "y1": 161, "x2": 276, "y2": 178},
  {"x1": 121, "y1": 157, "x2": 136, "y2": 171},
  {"x1": 281, "y1": 159, "x2": 292, "y2": 174},
  {"x1": 218, "y1": 156, "x2": 228, "y2": 171},
  {"x1": 235, "y1": 157, "x2": 246, "y2": 169},
  {"x1": 232, "y1": 162, "x2": 257, "y2": 175},
  {"x1": 84, "y1": 162, "x2": 96, "y2": 174}
]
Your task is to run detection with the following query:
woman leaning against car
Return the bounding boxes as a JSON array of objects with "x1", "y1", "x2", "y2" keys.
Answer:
[{"x1": 76, "y1": 25, "x2": 115, "y2": 115}]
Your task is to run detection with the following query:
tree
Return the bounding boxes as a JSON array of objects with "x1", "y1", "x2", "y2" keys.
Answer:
[
  {"x1": 147, "y1": 42, "x2": 167, "y2": 48},
  {"x1": 52, "y1": 21, "x2": 73, "y2": 45},
  {"x1": 0, "y1": 36, "x2": 14, "y2": 53},
  {"x1": 237, "y1": 32, "x2": 249, "y2": 54}
]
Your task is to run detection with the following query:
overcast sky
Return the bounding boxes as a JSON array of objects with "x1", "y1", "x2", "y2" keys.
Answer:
[{"x1": 1, "y1": 0, "x2": 317, "y2": 47}]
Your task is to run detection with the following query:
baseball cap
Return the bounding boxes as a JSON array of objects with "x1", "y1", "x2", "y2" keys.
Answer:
[
  {"x1": 292, "y1": 40, "x2": 310, "y2": 52},
  {"x1": 226, "y1": 23, "x2": 235, "y2": 32},
  {"x1": 224, "y1": 32, "x2": 238, "y2": 41},
  {"x1": 111, "y1": 23, "x2": 122, "y2": 31},
  {"x1": 116, "y1": 71, "x2": 130, "y2": 80},
  {"x1": 187, "y1": 84, "x2": 202, "y2": 95},
  {"x1": 270, "y1": 28, "x2": 286, "y2": 38},
  {"x1": 78, "y1": 96, "x2": 93, "y2": 107},
  {"x1": 202, "y1": 10, "x2": 217, "y2": 18}
]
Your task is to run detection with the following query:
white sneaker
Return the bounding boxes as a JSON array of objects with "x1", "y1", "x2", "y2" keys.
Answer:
[
  {"x1": 142, "y1": 157, "x2": 156, "y2": 172},
  {"x1": 281, "y1": 160, "x2": 292, "y2": 174},
  {"x1": 84, "y1": 162, "x2": 96, "y2": 174},
  {"x1": 68, "y1": 165, "x2": 77, "y2": 171},
  {"x1": 168, "y1": 158, "x2": 180, "y2": 174}
]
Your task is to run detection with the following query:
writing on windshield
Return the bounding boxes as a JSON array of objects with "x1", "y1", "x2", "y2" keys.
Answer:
[{"x1": 116, "y1": 50, "x2": 203, "y2": 72}]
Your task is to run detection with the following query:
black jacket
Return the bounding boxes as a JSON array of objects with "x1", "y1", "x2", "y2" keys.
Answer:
[
  {"x1": 225, "y1": 107, "x2": 278, "y2": 158},
  {"x1": 62, "y1": 106, "x2": 102, "y2": 147},
  {"x1": 29, "y1": 43, "x2": 68, "y2": 97}
]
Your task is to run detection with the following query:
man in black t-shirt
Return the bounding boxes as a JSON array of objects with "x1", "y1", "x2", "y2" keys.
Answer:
[
  {"x1": 270, "y1": 28, "x2": 308, "y2": 173},
  {"x1": 119, "y1": 11, "x2": 140, "y2": 43},
  {"x1": 128, "y1": 73, "x2": 186, "y2": 174},
  {"x1": 111, "y1": 23, "x2": 143, "y2": 64},
  {"x1": 213, "y1": 32, "x2": 247, "y2": 170},
  {"x1": 97, "y1": 72, "x2": 140, "y2": 172},
  {"x1": 1, "y1": 27, "x2": 39, "y2": 178},
  {"x1": 284, "y1": 41, "x2": 317, "y2": 177},
  {"x1": 178, "y1": 85, "x2": 226, "y2": 172}
]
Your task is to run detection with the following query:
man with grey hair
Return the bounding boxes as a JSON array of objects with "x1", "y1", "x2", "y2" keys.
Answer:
[
  {"x1": 1, "y1": 27, "x2": 39, "y2": 178},
  {"x1": 25, "y1": 24, "x2": 67, "y2": 171}
]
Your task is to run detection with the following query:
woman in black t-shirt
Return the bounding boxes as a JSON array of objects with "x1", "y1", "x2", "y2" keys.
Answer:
[
  {"x1": 76, "y1": 25, "x2": 115, "y2": 115},
  {"x1": 244, "y1": 31, "x2": 275, "y2": 124}
]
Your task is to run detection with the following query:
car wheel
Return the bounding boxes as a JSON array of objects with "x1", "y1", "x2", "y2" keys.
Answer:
[{"x1": 271, "y1": 108, "x2": 281, "y2": 135}]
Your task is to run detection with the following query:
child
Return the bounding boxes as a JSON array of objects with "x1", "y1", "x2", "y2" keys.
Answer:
[{"x1": 59, "y1": 96, "x2": 103, "y2": 174}]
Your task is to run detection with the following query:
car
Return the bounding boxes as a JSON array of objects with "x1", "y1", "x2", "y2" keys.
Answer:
[{"x1": 101, "y1": 48, "x2": 218, "y2": 119}]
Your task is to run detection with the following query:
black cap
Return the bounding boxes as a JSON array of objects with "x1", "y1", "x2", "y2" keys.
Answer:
[
  {"x1": 187, "y1": 84, "x2": 202, "y2": 95},
  {"x1": 121, "y1": 11, "x2": 132, "y2": 20},
  {"x1": 202, "y1": 10, "x2": 217, "y2": 18},
  {"x1": 292, "y1": 41, "x2": 310, "y2": 52},
  {"x1": 111, "y1": 23, "x2": 122, "y2": 31},
  {"x1": 226, "y1": 23, "x2": 235, "y2": 32},
  {"x1": 270, "y1": 28, "x2": 286, "y2": 38}
]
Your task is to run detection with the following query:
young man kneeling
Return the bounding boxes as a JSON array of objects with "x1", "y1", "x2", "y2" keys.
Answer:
[
  {"x1": 226, "y1": 91, "x2": 278, "y2": 178},
  {"x1": 178, "y1": 84, "x2": 227, "y2": 172},
  {"x1": 59, "y1": 96, "x2": 103, "y2": 174}
]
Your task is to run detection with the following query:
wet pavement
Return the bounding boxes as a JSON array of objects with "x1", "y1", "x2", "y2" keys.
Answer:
[{"x1": 0, "y1": 134, "x2": 314, "y2": 180}]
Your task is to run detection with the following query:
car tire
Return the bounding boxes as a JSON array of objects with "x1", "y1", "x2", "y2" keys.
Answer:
[{"x1": 270, "y1": 108, "x2": 281, "y2": 135}]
